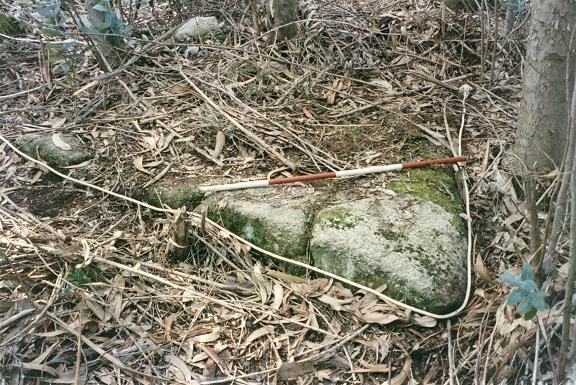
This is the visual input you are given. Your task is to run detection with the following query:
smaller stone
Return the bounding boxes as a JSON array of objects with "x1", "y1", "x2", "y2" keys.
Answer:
[
  {"x1": 142, "y1": 183, "x2": 205, "y2": 210},
  {"x1": 174, "y1": 17, "x2": 222, "y2": 42},
  {"x1": 14, "y1": 134, "x2": 93, "y2": 168}
]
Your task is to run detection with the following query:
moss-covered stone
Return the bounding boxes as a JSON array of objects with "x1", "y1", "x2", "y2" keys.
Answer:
[
  {"x1": 140, "y1": 159, "x2": 468, "y2": 313},
  {"x1": 14, "y1": 134, "x2": 93, "y2": 168},
  {"x1": 195, "y1": 188, "x2": 316, "y2": 274},
  {"x1": 142, "y1": 185, "x2": 205, "y2": 210},
  {"x1": 315, "y1": 207, "x2": 360, "y2": 230},
  {"x1": 174, "y1": 16, "x2": 224, "y2": 42},
  {"x1": 389, "y1": 167, "x2": 466, "y2": 234},
  {"x1": 310, "y1": 197, "x2": 467, "y2": 313}
]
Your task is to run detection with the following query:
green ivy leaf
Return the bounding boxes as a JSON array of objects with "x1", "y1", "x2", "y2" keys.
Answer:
[
  {"x1": 506, "y1": 288, "x2": 523, "y2": 305},
  {"x1": 37, "y1": 3, "x2": 61, "y2": 19},
  {"x1": 521, "y1": 279, "x2": 537, "y2": 291},
  {"x1": 523, "y1": 308, "x2": 537, "y2": 320},
  {"x1": 517, "y1": 298, "x2": 532, "y2": 316},
  {"x1": 92, "y1": 3, "x2": 109, "y2": 12},
  {"x1": 528, "y1": 291, "x2": 549, "y2": 310},
  {"x1": 48, "y1": 55, "x2": 65, "y2": 63},
  {"x1": 39, "y1": 27, "x2": 62, "y2": 37},
  {"x1": 59, "y1": 62, "x2": 70, "y2": 72},
  {"x1": 502, "y1": 269, "x2": 522, "y2": 286},
  {"x1": 520, "y1": 264, "x2": 534, "y2": 281},
  {"x1": 501, "y1": 264, "x2": 549, "y2": 320}
]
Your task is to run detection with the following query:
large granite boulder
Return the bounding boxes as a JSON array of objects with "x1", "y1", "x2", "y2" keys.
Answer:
[{"x1": 310, "y1": 195, "x2": 467, "y2": 313}]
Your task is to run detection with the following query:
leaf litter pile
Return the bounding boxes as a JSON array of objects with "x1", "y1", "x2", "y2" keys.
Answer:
[{"x1": 0, "y1": 0, "x2": 568, "y2": 384}]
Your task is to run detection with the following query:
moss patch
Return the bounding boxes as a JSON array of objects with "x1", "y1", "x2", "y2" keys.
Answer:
[
  {"x1": 206, "y1": 202, "x2": 309, "y2": 258},
  {"x1": 389, "y1": 167, "x2": 465, "y2": 233},
  {"x1": 142, "y1": 186, "x2": 205, "y2": 209},
  {"x1": 389, "y1": 168, "x2": 461, "y2": 212},
  {"x1": 317, "y1": 252, "x2": 455, "y2": 312},
  {"x1": 315, "y1": 207, "x2": 361, "y2": 230}
]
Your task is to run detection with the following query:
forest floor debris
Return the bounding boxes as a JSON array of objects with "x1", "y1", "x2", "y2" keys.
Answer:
[{"x1": 0, "y1": 0, "x2": 566, "y2": 384}]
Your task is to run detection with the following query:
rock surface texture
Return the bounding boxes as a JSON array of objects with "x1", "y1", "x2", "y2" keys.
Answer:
[
  {"x1": 174, "y1": 16, "x2": 222, "y2": 41},
  {"x1": 310, "y1": 195, "x2": 466, "y2": 313},
  {"x1": 196, "y1": 187, "x2": 318, "y2": 272},
  {"x1": 144, "y1": 167, "x2": 468, "y2": 313},
  {"x1": 15, "y1": 134, "x2": 93, "y2": 168}
]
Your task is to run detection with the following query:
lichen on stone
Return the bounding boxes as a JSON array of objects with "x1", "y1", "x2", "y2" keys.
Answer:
[
  {"x1": 315, "y1": 207, "x2": 362, "y2": 230},
  {"x1": 14, "y1": 134, "x2": 93, "y2": 168}
]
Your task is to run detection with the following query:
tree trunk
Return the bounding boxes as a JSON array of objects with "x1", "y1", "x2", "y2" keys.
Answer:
[
  {"x1": 272, "y1": 0, "x2": 299, "y2": 40},
  {"x1": 512, "y1": 0, "x2": 576, "y2": 172}
]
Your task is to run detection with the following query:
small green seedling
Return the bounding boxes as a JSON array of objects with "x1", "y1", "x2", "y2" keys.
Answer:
[
  {"x1": 66, "y1": 266, "x2": 102, "y2": 285},
  {"x1": 502, "y1": 264, "x2": 549, "y2": 320}
]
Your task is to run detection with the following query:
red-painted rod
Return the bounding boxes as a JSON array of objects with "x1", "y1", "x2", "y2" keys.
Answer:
[
  {"x1": 269, "y1": 171, "x2": 337, "y2": 185},
  {"x1": 198, "y1": 155, "x2": 468, "y2": 193},
  {"x1": 402, "y1": 156, "x2": 468, "y2": 169}
]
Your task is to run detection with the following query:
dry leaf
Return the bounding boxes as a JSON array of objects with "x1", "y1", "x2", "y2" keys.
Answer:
[
  {"x1": 391, "y1": 55, "x2": 412, "y2": 66},
  {"x1": 251, "y1": 264, "x2": 269, "y2": 304},
  {"x1": 352, "y1": 362, "x2": 392, "y2": 373},
  {"x1": 369, "y1": 78, "x2": 393, "y2": 90},
  {"x1": 318, "y1": 294, "x2": 353, "y2": 311},
  {"x1": 133, "y1": 156, "x2": 151, "y2": 174},
  {"x1": 360, "y1": 312, "x2": 400, "y2": 325},
  {"x1": 412, "y1": 314, "x2": 437, "y2": 328},
  {"x1": 271, "y1": 283, "x2": 284, "y2": 310},
  {"x1": 166, "y1": 354, "x2": 193, "y2": 383},
  {"x1": 51, "y1": 133, "x2": 72, "y2": 151},
  {"x1": 388, "y1": 357, "x2": 412, "y2": 385},
  {"x1": 61, "y1": 159, "x2": 91, "y2": 169},
  {"x1": 302, "y1": 107, "x2": 315, "y2": 120},
  {"x1": 191, "y1": 329, "x2": 220, "y2": 343},
  {"x1": 493, "y1": 169, "x2": 517, "y2": 199},
  {"x1": 141, "y1": 136, "x2": 158, "y2": 150},
  {"x1": 213, "y1": 130, "x2": 225, "y2": 158},
  {"x1": 83, "y1": 299, "x2": 107, "y2": 322},
  {"x1": 242, "y1": 326, "x2": 273, "y2": 347},
  {"x1": 143, "y1": 160, "x2": 163, "y2": 168},
  {"x1": 41, "y1": 116, "x2": 66, "y2": 128},
  {"x1": 326, "y1": 78, "x2": 342, "y2": 105},
  {"x1": 276, "y1": 361, "x2": 316, "y2": 380},
  {"x1": 168, "y1": 84, "x2": 191, "y2": 94},
  {"x1": 181, "y1": 287, "x2": 197, "y2": 303},
  {"x1": 8, "y1": 362, "x2": 59, "y2": 378},
  {"x1": 164, "y1": 313, "x2": 177, "y2": 341},
  {"x1": 191, "y1": 351, "x2": 209, "y2": 363},
  {"x1": 474, "y1": 253, "x2": 494, "y2": 282}
]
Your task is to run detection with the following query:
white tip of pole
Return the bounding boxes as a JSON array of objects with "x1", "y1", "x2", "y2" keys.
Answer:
[{"x1": 198, "y1": 179, "x2": 270, "y2": 193}]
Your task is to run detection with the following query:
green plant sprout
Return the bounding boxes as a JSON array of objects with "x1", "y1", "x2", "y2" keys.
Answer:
[
  {"x1": 65, "y1": 266, "x2": 102, "y2": 285},
  {"x1": 34, "y1": 0, "x2": 82, "y2": 81},
  {"x1": 502, "y1": 264, "x2": 549, "y2": 320},
  {"x1": 87, "y1": 0, "x2": 130, "y2": 46}
]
